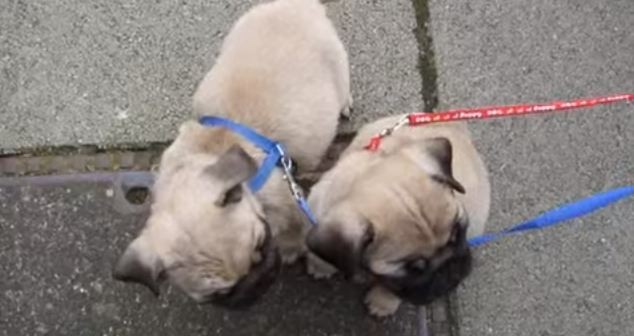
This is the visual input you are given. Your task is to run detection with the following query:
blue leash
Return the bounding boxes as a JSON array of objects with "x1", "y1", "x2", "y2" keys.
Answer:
[
  {"x1": 198, "y1": 116, "x2": 318, "y2": 225},
  {"x1": 468, "y1": 185, "x2": 634, "y2": 247}
]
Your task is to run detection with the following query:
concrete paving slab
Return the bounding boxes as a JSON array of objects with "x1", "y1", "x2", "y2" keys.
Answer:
[
  {"x1": 428, "y1": 0, "x2": 634, "y2": 335},
  {"x1": 0, "y1": 173, "x2": 423, "y2": 336},
  {"x1": 0, "y1": 0, "x2": 422, "y2": 153},
  {"x1": 0, "y1": 0, "x2": 253, "y2": 153},
  {"x1": 327, "y1": 0, "x2": 423, "y2": 132}
]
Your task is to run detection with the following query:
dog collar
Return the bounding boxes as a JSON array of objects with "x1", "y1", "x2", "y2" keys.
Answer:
[
  {"x1": 199, "y1": 116, "x2": 282, "y2": 192},
  {"x1": 198, "y1": 116, "x2": 318, "y2": 225}
]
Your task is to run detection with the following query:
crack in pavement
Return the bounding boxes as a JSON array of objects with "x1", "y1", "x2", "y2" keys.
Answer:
[{"x1": 411, "y1": 1, "x2": 459, "y2": 336}]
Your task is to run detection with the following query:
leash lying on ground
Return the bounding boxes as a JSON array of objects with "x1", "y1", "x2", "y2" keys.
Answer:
[
  {"x1": 364, "y1": 93, "x2": 634, "y2": 247},
  {"x1": 199, "y1": 116, "x2": 318, "y2": 225},
  {"x1": 468, "y1": 186, "x2": 634, "y2": 247}
]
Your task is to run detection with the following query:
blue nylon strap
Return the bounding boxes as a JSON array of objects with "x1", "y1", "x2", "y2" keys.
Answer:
[
  {"x1": 198, "y1": 116, "x2": 318, "y2": 225},
  {"x1": 248, "y1": 150, "x2": 281, "y2": 192},
  {"x1": 199, "y1": 116, "x2": 280, "y2": 192},
  {"x1": 298, "y1": 198, "x2": 318, "y2": 226},
  {"x1": 468, "y1": 185, "x2": 634, "y2": 247}
]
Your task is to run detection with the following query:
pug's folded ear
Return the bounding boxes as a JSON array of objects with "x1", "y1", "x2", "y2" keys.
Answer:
[
  {"x1": 409, "y1": 137, "x2": 465, "y2": 194},
  {"x1": 426, "y1": 137, "x2": 465, "y2": 193},
  {"x1": 204, "y1": 145, "x2": 258, "y2": 206},
  {"x1": 306, "y1": 214, "x2": 374, "y2": 277},
  {"x1": 113, "y1": 236, "x2": 165, "y2": 296}
]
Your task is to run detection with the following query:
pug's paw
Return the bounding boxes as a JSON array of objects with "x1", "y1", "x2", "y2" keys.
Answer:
[
  {"x1": 365, "y1": 285, "x2": 401, "y2": 317},
  {"x1": 306, "y1": 253, "x2": 338, "y2": 279},
  {"x1": 281, "y1": 251, "x2": 301, "y2": 264},
  {"x1": 280, "y1": 245, "x2": 305, "y2": 265}
]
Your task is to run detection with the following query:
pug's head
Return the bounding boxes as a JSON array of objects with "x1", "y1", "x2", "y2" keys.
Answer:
[
  {"x1": 114, "y1": 144, "x2": 280, "y2": 308},
  {"x1": 307, "y1": 137, "x2": 472, "y2": 305}
]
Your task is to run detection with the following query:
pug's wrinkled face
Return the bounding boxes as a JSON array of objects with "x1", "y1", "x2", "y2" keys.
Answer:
[
  {"x1": 371, "y1": 213, "x2": 472, "y2": 305},
  {"x1": 307, "y1": 138, "x2": 473, "y2": 305},
  {"x1": 114, "y1": 145, "x2": 281, "y2": 308}
]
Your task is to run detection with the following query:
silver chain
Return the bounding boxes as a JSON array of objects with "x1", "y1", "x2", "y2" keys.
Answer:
[
  {"x1": 377, "y1": 114, "x2": 409, "y2": 138},
  {"x1": 276, "y1": 144, "x2": 307, "y2": 202}
]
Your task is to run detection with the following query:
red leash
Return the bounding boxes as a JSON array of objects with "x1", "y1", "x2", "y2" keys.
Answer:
[{"x1": 366, "y1": 93, "x2": 634, "y2": 151}]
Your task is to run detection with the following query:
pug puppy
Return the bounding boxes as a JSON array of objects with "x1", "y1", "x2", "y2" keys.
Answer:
[
  {"x1": 113, "y1": 0, "x2": 351, "y2": 308},
  {"x1": 306, "y1": 115, "x2": 490, "y2": 316}
]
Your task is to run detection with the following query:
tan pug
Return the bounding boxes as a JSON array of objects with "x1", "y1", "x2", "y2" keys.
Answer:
[
  {"x1": 306, "y1": 115, "x2": 490, "y2": 316},
  {"x1": 113, "y1": 0, "x2": 351, "y2": 308}
]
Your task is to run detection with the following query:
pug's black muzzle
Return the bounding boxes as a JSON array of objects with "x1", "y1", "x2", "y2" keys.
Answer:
[
  {"x1": 203, "y1": 221, "x2": 281, "y2": 309},
  {"x1": 377, "y1": 225, "x2": 473, "y2": 305}
]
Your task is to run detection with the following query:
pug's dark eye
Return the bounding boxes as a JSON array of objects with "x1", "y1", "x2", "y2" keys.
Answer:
[
  {"x1": 406, "y1": 258, "x2": 428, "y2": 272},
  {"x1": 449, "y1": 225, "x2": 460, "y2": 244},
  {"x1": 449, "y1": 214, "x2": 468, "y2": 244},
  {"x1": 255, "y1": 241, "x2": 267, "y2": 254},
  {"x1": 157, "y1": 269, "x2": 168, "y2": 282}
]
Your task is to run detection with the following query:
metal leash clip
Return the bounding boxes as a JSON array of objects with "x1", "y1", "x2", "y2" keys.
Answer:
[
  {"x1": 366, "y1": 114, "x2": 411, "y2": 151},
  {"x1": 275, "y1": 144, "x2": 318, "y2": 225},
  {"x1": 379, "y1": 114, "x2": 410, "y2": 137}
]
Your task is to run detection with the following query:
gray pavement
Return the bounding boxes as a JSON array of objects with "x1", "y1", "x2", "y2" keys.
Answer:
[
  {"x1": 0, "y1": 174, "x2": 421, "y2": 336},
  {"x1": 0, "y1": 0, "x2": 421, "y2": 153},
  {"x1": 2, "y1": 0, "x2": 634, "y2": 335},
  {"x1": 428, "y1": 0, "x2": 634, "y2": 335}
]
